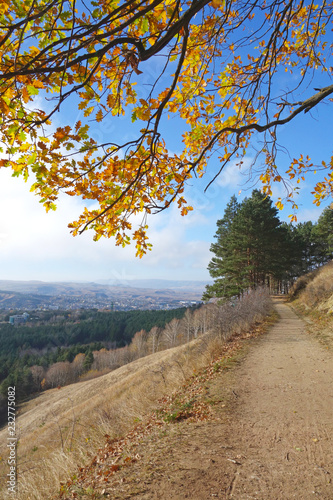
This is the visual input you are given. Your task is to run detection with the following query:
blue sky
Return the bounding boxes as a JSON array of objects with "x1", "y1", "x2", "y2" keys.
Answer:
[
  {"x1": 0, "y1": 129, "x2": 328, "y2": 284},
  {"x1": 0, "y1": 25, "x2": 332, "y2": 284}
]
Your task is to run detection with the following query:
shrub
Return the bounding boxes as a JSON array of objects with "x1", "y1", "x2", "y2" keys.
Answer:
[{"x1": 289, "y1": 269, "x2": 319, "y2": 300}]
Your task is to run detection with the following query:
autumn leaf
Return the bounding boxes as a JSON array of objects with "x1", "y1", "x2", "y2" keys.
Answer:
[
  {"x1": 96, "y1": 109, "x2": 103, "y2": 122},
  {"x1": 0, "y1": 0, "x2": 331, "y2": 253},
  {"x1": 26, "y1": 85, "x2": 39, "y2": 96}
]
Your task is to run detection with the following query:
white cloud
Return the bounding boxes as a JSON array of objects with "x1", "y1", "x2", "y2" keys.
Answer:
[
  {"x1": 291, "y1": 206, "x2": 323, "y2": 223},
  {"x1": 0, "y1": 169, "x2": 211, "y2": 281},
  {"x1": 215, "y1": 157, "x2": 253, "y2": 189},
  {"x1": 140, "y1": 204, "x2": 211, "y2": 272}
]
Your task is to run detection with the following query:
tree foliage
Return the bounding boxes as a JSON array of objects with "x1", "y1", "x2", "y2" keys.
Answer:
[
  {"x1": 0, "y1": 0, "x2": 332, "y2": 253},
  {"x1": 314, "y1": 206, "x2": 333, "y2": 260},
  {"x1": 204, "y1": 192, "x2": 332, "y2": 300}
]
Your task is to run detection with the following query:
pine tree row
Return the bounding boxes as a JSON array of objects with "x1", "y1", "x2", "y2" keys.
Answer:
[{"x1": 204, "y1": 190, "x2": 333, "y2": 300}]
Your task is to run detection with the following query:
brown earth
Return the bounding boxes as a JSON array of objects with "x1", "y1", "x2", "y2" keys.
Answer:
[{"x1": 76, "y1": 299, "x2": 333, "y2": 499}]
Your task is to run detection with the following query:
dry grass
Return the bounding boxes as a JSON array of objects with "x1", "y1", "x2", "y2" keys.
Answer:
[
  {"x1": 0, "y1": 290, "x2": 272, "y2": 499},
  {"x1": 0, "y1": 335, "x2": 231, "y2": 500},
  {"x1": 290, "y1": 261, "x2": 333, "y2": 310},
  {"x1": 289, "y1": 261, "x2": 333, "y2": 347}
]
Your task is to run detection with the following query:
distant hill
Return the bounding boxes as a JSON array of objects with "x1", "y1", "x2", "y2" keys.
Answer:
[
  {"x1": 0, "y1": 279, "x2": 209, "y2": 310},
  {"x1": 0, "y1": 279, "x2": 209, "y2": 295},
  {"x1": 95, "y1": 278, "x2": 210, "y2": 291}
]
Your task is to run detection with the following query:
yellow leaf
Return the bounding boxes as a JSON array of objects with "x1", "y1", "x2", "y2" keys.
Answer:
[
  {"x1": 210, "y1": 0, "x2": 222, "y2": 8},
  {"x1": 84, "y1": 106, "x2": 94, "y2": 117},
  {"x1": 96, "y1": 109, "x2": 103, "y2": 122},
  {"x1": 32, "y1": 80, "x2": 45, "y2": 89},
  {"x1": 21, "y1": 87, "x2": 30, "y2": 103}
]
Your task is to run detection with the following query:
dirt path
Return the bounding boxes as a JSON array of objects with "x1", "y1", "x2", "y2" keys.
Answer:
[
  {"x1": 220, "y1": 300, "x2": 333, "y2": 499},
  {"x1": 106, "y1": 300, "x2": 333, "y2": 499}
]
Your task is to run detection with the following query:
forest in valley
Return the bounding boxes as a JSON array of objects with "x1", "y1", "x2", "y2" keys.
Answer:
[
  {"x1": 0, "y1": 191, "x2": 332, "y2": 428},
  {"x1": 0, "y1": 308, "x2": 187, "y2": 425},
  {"x1": 204, "y1": 191, "x2": 333, "y2": 300}
]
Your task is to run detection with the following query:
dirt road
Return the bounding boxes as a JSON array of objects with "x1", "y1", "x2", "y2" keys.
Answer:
[
  {"x1": 107, "y1": 300, "x2": 333, "y2": 499},
  {"x1": 220, "y1": 300, "x2": 333, "y2": 499}
]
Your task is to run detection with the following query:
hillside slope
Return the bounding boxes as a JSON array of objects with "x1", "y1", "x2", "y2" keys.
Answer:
[
  {"x1": 56, "y1": 296, "x2": 333, "y2": 499},
  {"x1": 289, "y1": 260, "x2": 333, "y2": 347},
  {"x1": 1, "y1": 269, "x2": 332, "y2": 499},
  {"x1": 0, "y1": 290, "x2": 273, "y2": 499},
  {"x1": 0, "y1": 338, "x2": 217, "y2": 499}
]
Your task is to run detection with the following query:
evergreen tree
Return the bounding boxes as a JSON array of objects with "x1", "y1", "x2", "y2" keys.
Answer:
[
  {"x1": 204, "y1": 190, "x2": 288, "y2": 300},
  {"x1": 313, "y1": 206, "x2": 333, "y2": 263},
  {"x1": 205, "y1": 196, "x2": 242, "y2": 294},
  {"x1": 203, "y1": 195, "x2": 244, "y2": 300},
  {"x1": 293, "y1": 221, "x2": 319, "y2": 272},
  {"x1": 83, "y1": 350, "x2": 94, "y2": 372},
  {"x1": 279, "y1": 222, "x2": 305, "y2": 287},
  {"x1": 233, "y1": 190, "x2": 284, "y2": 287}
]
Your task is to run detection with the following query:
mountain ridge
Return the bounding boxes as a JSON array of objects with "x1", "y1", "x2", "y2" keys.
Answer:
[{"x1": 0, "y1": 278, "x2": 210, "y2": 294}]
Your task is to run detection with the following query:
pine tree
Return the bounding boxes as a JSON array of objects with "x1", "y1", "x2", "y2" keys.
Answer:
[
  {"x1": 313, "y1": 207, "x2": 333, "y2": 263},
  {"x1": 204, "y1": 190, "x2": 287, "y2": 300},
  {"x1": 235, "y1": 190, "x2": 284, "y2": 288},
  {"x1": 293, "y1": 221, "x2": 321, "y2": 273},
  {"x1": 203, "y1": 195, "x2": 244, "y2": 300},
  {"x1": 83, "y1": 350, "x2": 94, "y2": 372},
  {"x1": 279, "y1": 222, "x2": 305, "y2": 289}
]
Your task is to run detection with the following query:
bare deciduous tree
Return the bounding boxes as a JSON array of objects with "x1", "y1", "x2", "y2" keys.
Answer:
[{"x1": 45, "y1": 361, "x2": 73, "y2": 388}]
